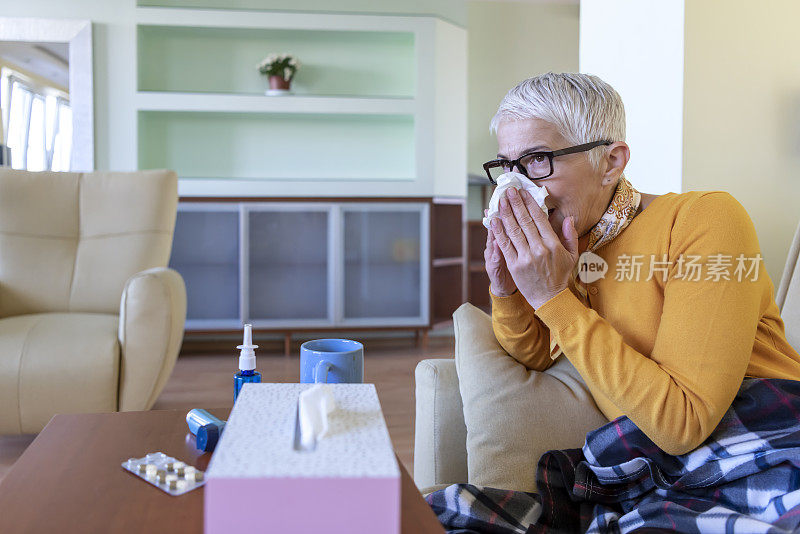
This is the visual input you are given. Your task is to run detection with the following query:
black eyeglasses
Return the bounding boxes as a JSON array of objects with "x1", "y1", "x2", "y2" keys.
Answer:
[{"x1": 482, "y1": 140, "x2": 612, "y2": 185}]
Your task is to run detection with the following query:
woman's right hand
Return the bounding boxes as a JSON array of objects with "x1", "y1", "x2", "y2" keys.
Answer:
[{"x1": 484, "y1": 209, "x2": 517, "y2": 297}]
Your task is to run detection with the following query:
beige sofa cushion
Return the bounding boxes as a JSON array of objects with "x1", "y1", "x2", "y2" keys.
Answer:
[
  {"x1": 0, "y1": 313, "x2": 119, "y2": 433},
  {"x1": 455, "y1": 303, "x2": 609, "y2": 493}
]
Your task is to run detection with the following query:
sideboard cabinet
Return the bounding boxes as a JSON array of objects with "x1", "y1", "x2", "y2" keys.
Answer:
[{"x1": 171, "y1": 198, "x2": 465, "y2": 345}]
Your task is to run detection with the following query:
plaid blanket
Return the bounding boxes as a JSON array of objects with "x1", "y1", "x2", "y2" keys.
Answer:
[{"x1": 427, "y1": 378, "x2": 800, "y2": 533}]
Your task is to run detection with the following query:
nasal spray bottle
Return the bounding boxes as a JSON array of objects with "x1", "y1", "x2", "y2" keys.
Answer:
[{"x1": 234, "y1": 324, "x2": 261, "y2": 402}]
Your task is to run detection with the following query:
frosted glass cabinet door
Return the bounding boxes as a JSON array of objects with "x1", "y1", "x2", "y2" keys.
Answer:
[
  {"x1": 342, "y1": 206, "x2": 425, "y2": 323},
  {"x1": 169, "y1": 207, "x2": 240, "y2": 325},
  {"x1": 247, "y1": 208, "x2": 330, "y2": 323}
]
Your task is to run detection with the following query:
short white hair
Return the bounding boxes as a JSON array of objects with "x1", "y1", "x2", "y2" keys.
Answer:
[{"x1": 490, "y1": 72, "x2": 626, "y2": 172}]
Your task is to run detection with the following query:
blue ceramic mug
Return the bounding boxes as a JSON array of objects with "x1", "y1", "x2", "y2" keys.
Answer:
[{"x1": 300, "y1": 339, "x2": 364, "y2": 384}]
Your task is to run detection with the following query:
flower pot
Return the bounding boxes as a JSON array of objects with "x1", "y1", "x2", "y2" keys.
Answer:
[{"x1": 268, "y1": 76, "x2": 291, "y2": 91}]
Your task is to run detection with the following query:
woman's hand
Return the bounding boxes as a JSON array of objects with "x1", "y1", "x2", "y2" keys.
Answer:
[
  {"x1": 490, "y1": 187, "x2": 579, "y2": 309},
  {"x1": 484, "y1": 209, "x2": 517, "y2": 297}
]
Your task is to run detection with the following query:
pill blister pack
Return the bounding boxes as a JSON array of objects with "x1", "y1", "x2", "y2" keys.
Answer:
[{"x1": 122, "y1": 452, "x2": 205, "y2": 496}]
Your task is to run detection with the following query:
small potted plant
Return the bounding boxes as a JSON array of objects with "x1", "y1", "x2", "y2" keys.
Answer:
[{"x1": 258, "y1": 53, "x2": 300, "y2": 95}]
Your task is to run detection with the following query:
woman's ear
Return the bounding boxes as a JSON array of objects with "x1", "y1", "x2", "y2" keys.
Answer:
[{"x1": 600, "y1": 142, "x2": 630, "y2": 186}]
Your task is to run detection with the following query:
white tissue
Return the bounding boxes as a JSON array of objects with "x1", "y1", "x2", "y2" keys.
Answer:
[
  {"x1": 298, "y1": 384, "x2": 336, "y2": 450},
  {"x1": 482, "y1": 172, "x2": 549, "y2": 229}
]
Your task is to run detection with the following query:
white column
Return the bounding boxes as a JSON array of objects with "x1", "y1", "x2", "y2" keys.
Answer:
[{"x1": 579, "y1": 0, "x2": 685, "y2": 195}]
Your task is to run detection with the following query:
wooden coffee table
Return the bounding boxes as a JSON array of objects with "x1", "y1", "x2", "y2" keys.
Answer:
[{"x1": 0, "y1": 409, "x2": 444, "y2": 533}]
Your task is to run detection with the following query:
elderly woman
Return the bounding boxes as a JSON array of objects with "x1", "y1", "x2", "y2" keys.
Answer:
[{"x1": 427, "y1": 73, "x2": 800, "y2": 533}]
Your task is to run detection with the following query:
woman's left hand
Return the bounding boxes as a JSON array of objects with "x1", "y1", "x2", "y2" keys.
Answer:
[{"x1": 489, "y1": 187, "x2": 580, "y2": 310}]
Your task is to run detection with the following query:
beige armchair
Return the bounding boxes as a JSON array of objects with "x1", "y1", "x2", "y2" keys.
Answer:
[
  {"x1": 0, "y1": 169, "x2": 187, "y2": 434},
  {"x1": 414, "y1": 221, "x2": 800, "y2": 491}
]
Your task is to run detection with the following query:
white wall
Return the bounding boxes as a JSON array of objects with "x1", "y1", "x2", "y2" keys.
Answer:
[
  {"x1": 467, "y1": 1, "x2": 579, "y2": 178},
  {"x1": 434, "y1": 18, "x2": 468, "y2": 198},
  {"x1": 579, "y1": 0, "x2": 684, "y2": 196},
  {"x1": 466, "y1": 1, "x2": 579, "y2": 219},
  {"x1": 580, "y1": 0, "x2": 800, "y2": 287},
  {"x1": 683, "y1": 0, "x2": 800, "y2": 286}
]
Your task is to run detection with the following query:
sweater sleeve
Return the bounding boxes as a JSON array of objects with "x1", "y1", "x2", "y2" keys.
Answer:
[
  {"x1": 534, "y1": 192, "x2": 763, "y2": 455},
  {"x1": 491, "y1": 290, "x2": 556, "y2": 372}
]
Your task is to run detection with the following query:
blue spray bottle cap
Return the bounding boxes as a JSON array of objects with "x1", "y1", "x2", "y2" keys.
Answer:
[{"x1": 237, "y1": 324, "x2": 258, "y2": 371}]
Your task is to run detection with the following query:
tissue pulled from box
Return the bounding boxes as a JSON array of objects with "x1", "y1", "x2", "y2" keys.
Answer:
[
  {"x1": 298, "y1": 384, "x2": 336, "y2": 450},
  {"x1": 483, "y1": 172, "x2": 549, "y2": 229}
]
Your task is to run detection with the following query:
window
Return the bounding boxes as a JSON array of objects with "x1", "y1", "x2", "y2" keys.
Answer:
[{"x1": 1, "y1": 68, "x2": 71, "y2": 171}]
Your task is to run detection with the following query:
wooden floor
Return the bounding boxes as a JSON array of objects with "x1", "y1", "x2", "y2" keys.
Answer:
[{"x1": 0, "y1": 335, "x2": 455, "y2": 484}]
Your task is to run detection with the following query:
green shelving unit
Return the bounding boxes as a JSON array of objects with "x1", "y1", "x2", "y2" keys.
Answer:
[
  {"x1": 138, "y1": 25, "x2": 416, "y2": 98},
  {"x1": 138, "y1": 110, "x2": 415, "y2": 181},
  {"x1": 137, "y1": 7, "x2": 468, "y2": 333}
]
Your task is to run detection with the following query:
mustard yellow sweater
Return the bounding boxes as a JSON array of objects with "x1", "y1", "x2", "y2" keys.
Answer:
[{"x1": 492, "y1": 191, "x2": 800, "y2": 455}]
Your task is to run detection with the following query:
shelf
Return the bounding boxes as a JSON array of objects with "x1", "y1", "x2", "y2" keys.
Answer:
[
  {"x1": 467, "y1": 219, "x2": 490, "y2": 309},
  {"x1": 136, "y1": 7, "x2": 428, "y2": 32},
  {"x1": 248, "y1": 263, "x2": 326, "y2": 270},
  {"x1": 185, "y1": 319, "x2": 243, "y2": 331},
  {"x1": 468, "y1": 261, "x2": 486, "y2": 272},
  {"x1": 172, "y1": 260, "x2": 239, "y2": 267},
  {"x1": 468, "y1": 221, "x2": 488, "y2": 262},
  {"x1": 177, "y1": 176, "x2": 415, "y2": 183},
  {"x1": 432, "y1": 257, "x2": 464, "y2": 268},
  {"x1": 138, "y1": 110, "x2": 415, "y2": 182},
  {"x1": 344, "y1": 260, "x2": 419, "y2": 266},
  {"x1": 468, "y1": 269, "x2": 490, "y2": 309},
  {"x1": 431, "y1": 318, "x2": 455, "y2": 330},
  {"x1": 176, "y1": 179, "x2": 423, "y2": 198},
  {"x1": 432, "y1": 201, "x2": 464, "y2": 259},
  {"x1": 432, "y1": 263, "x2": 464, "y2": 326},
  {"x1": 136, "y1": 92, "x2": 416, "y2": 115},
  {"x1": 133, "y1": 7, "x2": 466, "y2": 199},
  {"x1": 137, "y1": 21, "x2": 415, "y2": 98}
]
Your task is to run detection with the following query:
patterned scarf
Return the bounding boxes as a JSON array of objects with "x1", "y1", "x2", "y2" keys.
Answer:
[
  {"x1": 549, "y1": 176, "x2": 641, "y2": 359},
  {"x1": 585, "y1": 175, "x2": 642, "y2": 252}
]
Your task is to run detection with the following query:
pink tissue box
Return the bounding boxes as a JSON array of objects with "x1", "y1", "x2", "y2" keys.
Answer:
[{"x1": 204, "y1": 383, "x2": 400, "y2": 534}]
